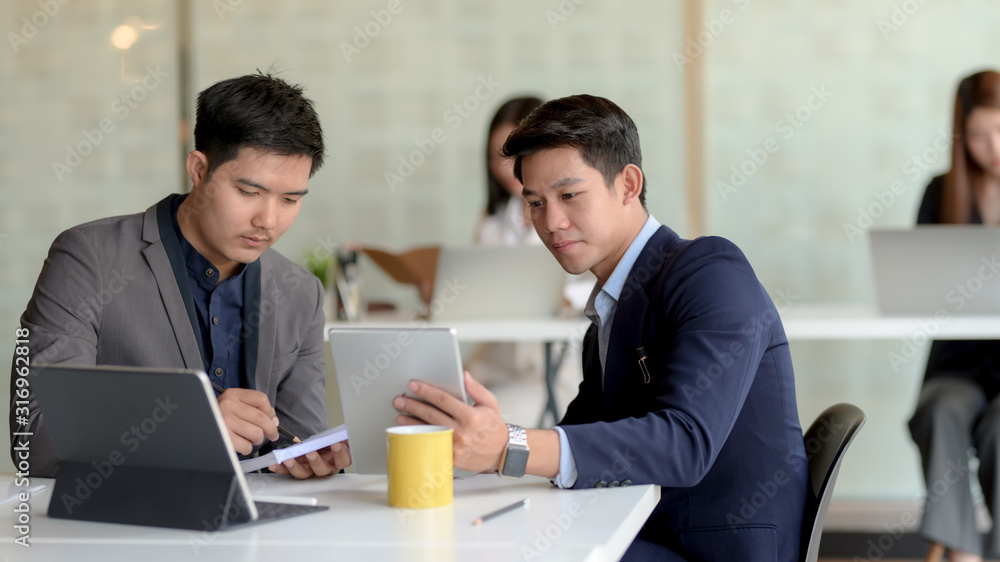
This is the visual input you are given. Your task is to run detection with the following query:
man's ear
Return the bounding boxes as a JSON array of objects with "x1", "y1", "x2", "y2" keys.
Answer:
[
  {"x1": 619, "y1": 164, "x2": 644, "y2": 206},
  {"x1": 186, "y1": 150, "x2": 210, "y2": 189}
]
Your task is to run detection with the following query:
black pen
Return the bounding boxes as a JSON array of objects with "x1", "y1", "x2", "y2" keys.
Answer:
[
  {"x1": 472, "y1": 498, "x2": 529, "y2": 525},
  {"x1": 211, "y1": 382, "x2": 300, "y2": 442},
  {"x1": 636, "y1": 346, "x2": 651, "y2": 384}
]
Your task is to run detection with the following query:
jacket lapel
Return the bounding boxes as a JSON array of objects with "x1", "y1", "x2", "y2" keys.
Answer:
[
  {"x1": 242, "y1": 260, "x2": 263, "y2": 391},
  {"x1": 601, "y1": 226, "x2": 675, "y2": 413},
  {"x1": 140, "y1": 195, "x2": 205, "y2": 370}
]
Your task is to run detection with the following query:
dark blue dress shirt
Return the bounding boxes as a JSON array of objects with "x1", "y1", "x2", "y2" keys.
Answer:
[{"x1": 170, "y1": 196, "x2": 246, "y2": 390}]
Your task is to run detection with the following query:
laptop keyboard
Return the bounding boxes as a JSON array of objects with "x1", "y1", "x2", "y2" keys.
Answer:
[{"x1": 253, "y1": 501, "x2": 329, "y2": 522}]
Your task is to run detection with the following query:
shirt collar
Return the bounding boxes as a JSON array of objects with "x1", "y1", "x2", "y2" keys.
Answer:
[
  {"x1": 170, "y1": 194, "x2": 247, "y2": 288},
  {"x1": 585, "y1": 215, "x2": 661, "y2": 319}
]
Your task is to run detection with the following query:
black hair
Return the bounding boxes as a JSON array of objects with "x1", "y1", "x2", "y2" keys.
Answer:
[
  {"x1": 194, "y1": 71, "x2": 325, "y2": 179},
  {"x1": 485, "y1": 96, "x2": 544, "y2": 216},
  {"x1": 502, "y1": 94, "x2": 646, "y2": 208}
]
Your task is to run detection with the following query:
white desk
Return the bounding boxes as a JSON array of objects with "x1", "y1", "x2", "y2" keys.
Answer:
[
  {"x1": 780, "y1": 304, "x2": 1000, "y2": 340},
  {"x1": 325, "y1": 305, "x2": 1000, "y2": 426},
  {"x1": 327, "y1": 305, "x2": 1000, "y2": 346},
  {"x1": 0, "y1": 473, "x2": 658, "y2": 561}
]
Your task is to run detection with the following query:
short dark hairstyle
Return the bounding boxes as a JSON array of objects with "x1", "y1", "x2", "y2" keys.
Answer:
[
  {"x1": 485, "y1": 96, "x2": 544, "y2": 216},
  {"x1": 194, "y1": 71, "x2": 325, "y2": 179},
  {"x1": 502, "y1": 94, "x2": 646, "y2": 208}
]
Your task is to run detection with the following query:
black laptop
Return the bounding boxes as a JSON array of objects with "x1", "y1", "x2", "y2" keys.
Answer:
[{"x1": 30, "y1": 364, "x2": 327, "y2": 530}]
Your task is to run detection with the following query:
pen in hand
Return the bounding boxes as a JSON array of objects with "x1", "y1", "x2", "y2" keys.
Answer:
[
  {"x1": 472, "y1": 498, "x2": 529, "y2": 525},
  {"x1": 211, "y1": 382, "x2": 300, "y2": 442}
]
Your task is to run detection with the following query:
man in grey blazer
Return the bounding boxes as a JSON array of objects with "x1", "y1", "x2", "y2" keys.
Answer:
[{"x1": 10, "y1": 73, "x2": 350, "y2": 479}]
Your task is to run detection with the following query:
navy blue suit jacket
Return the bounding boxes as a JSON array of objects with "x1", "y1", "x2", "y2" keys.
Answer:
[{"x1": 558, "y1": 225, "x2": 807, "y2": 562}]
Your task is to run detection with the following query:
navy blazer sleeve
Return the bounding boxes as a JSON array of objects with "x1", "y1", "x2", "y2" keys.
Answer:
[{"x1": 559, "y1": 236, "x2": 787, "y2": 489}]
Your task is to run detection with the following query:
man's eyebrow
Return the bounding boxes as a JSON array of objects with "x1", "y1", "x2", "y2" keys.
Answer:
[
  {"x1": 523, "y1": 177, "x2": 583, "y2": 198},
  {"x1": 237, "y1": 177, "x2": 308, "y2": 196},
  {"x1": 550, "y1": 177, "x2": 583, "y2": 190}
]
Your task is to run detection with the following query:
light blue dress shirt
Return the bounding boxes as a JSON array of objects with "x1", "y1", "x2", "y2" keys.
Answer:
[{"x1": 552, "y1": 215, "x2": 661, "y2": 488}]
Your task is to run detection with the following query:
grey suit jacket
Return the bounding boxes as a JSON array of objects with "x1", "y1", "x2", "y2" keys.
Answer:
[{"x1": 9, "y1": 195, "x2": 328, "y2": 476}]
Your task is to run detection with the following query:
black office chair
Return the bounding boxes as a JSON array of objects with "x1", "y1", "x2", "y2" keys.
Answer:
[{"x1": 799, "y1": 403, "x2": 866, "y2": 562}]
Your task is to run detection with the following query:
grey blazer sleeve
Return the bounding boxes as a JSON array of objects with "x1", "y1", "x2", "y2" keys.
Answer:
[{"x1": 10, "y1": 227, "x2": 104, "y2": 476}]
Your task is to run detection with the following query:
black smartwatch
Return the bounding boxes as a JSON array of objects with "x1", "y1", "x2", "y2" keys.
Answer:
[{"x1": 499, "y1": 423, "x2": 529, "y2": 478}]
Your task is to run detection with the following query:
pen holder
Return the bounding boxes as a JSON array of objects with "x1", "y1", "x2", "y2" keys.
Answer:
[{"x1": 386, "y1": 425, "x2": 453, "y2": 508}]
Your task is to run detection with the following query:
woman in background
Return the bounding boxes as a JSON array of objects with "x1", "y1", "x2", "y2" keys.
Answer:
[
  {"x1": 909, "y1": 69, "x2": 1000, "y2": 562},
  {"x1": 476, "y1": 96, "x2": 544, "y2": 245},
  {"x1": 467, "y1": 96, "x2": 545, "y2": 426}
]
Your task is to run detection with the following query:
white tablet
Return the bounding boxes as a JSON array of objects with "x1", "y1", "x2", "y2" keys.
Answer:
[{"x1": 327, "y1": 326, "x2": 468, "y2": 475}]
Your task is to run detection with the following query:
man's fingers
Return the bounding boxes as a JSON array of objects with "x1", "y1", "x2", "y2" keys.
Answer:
[
  {"x1": 219, "y1": 388, "x2": 275, "y2": 416},
  {"x1": 229, "y1": 431, "x2": 254, "y2": 455},
  {"x1": 217, "y1": 388, "x2": 280, "y2": 442},
  {"x1": 225, "y1": 416, "x2": 269, "y2": 447},
  {"x1": 393, "y1": 394, "x2": 455, "y2": 427},
  {"x1": 329, "y1": 442, "x2": 352, "y2": 470},
  {"x1": 229, "y1": 404, "x2": 279, "y2": 442},
  {"x1": 463, "y1": 371, "x2": 498, "y2": 409}
]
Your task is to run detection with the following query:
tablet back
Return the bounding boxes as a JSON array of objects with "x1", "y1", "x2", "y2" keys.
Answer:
[
  {"x1": 30, "y1": 364, "x2": 260, "y2": 529},
  {"x1": 328, "y1": 327, "x2": 467, "y2": 474}
]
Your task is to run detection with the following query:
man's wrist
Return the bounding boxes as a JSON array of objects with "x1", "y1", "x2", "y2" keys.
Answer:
[{"x1": 499, "y1": 424, "x2": 529, "y2": 478}]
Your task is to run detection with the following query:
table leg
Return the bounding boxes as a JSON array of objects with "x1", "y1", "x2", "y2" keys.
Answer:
[{"x1": 538, "y1": 341, "x2": 569, "y2": 428}]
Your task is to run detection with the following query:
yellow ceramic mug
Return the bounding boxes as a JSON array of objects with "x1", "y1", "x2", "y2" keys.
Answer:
[{"x1": 386, "y1": 425, "x2": 454, "y2": 509}]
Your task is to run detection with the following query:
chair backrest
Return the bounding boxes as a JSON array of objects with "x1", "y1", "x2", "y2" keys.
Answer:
[{"x1": 799, "y1": 403, "x2": 866, "y2": 562}]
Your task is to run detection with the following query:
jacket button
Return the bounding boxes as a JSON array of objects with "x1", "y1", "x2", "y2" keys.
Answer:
[
  {"x1": 595, "y1": 481, "x2": 607, "y2": 488},
  {"x1": 621, "y1": 479, "x2": 632, "y2": 486},
  {"x1": 609, "y1": 481, "x2": 620, "y2": 487}
]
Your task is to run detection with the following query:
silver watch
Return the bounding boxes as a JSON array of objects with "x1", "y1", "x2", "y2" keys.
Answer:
[{"x1": 499, "y1": 423, "x2": 529, "y2": 478}]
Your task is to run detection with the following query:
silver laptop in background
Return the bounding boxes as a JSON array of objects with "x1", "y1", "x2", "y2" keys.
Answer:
[
  {"x1": 868, "y1": 226, "x2": 1000, "y2": 314},
  {"x1": 429, "y1": 245, "x2": 567, "y2": 321}
]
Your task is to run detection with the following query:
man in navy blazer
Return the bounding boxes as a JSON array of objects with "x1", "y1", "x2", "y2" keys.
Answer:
[{"x1": 394, "y1": 95, "x2": 808, "y2": 561}]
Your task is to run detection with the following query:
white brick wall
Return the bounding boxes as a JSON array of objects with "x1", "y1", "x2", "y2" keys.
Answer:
[{"x1": 6, "y1": 0, "x2": 990, "y2": 504}]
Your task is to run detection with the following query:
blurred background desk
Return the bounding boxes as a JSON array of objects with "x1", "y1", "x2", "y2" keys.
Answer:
[{"x1": 0, "y1": 472, "x2": 659, "y2": 562}]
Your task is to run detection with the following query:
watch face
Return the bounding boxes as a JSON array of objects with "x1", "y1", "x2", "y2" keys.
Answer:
[{"x1": 502, "y1": 446, "x2": 529, "y2": 478}]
